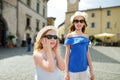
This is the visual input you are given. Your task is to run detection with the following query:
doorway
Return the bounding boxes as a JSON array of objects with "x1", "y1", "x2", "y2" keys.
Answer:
[{"x1": 0, "y1": 17, "x2": 7, "y2": 46}]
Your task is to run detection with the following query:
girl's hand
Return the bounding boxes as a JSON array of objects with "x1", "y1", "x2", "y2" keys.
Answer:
[
  {"x1": 64, "y1": 72, "x2": 70, "y2": 80},
  {"x1": 42, "y1": 38, "x2": 51, "y2": 53},
  {"x1": 90, "y1": 71, "x2": 94, "y2": 80},
  {"x1": 53, "y1": 39, "x2": 59, "y2": 53}
]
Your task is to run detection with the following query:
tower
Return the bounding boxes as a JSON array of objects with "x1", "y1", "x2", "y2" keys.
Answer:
[{"x1": 64, "y1": 0, "x2": 80, "y2": 35}]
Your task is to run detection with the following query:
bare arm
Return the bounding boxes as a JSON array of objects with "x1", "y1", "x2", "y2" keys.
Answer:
[
  {"x1": 55, "y1": 49, "x2": 65, "y2": 71},
  {"x1": 53, "y1": 39, "x2": 65, "y2": 71},
  {"x1": 65, "y1": 45, "x2": 70, "y2": 73},
  {"x1": 33, "y1": 38, "x2": 54, "y2": 72},
  {"x1": 33, "y1": 50, "x2": 54, "y2": 72},
  {"x1": 64, "y1": 45, "x2": 70, "y2": 80},
  {"x1": 87, "y1": 48, "x2": 94, "y2": 80}
]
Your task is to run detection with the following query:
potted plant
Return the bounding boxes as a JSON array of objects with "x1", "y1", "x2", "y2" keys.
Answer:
[
  {"x1": 8, "y1": 34, "x2": 15, "y2": 48},
  {"x1": 117, "y1": 40, "x2": 120, "y2": 46}
]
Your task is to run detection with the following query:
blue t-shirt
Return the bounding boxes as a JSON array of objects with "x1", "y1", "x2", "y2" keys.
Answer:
[{"x1": 64, "y1": 36, "x2": 90, "y2": 72}]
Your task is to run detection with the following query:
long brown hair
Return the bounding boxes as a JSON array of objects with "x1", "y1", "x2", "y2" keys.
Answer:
[{"x1": 69, "y1": 17, "x2": 88, "y2": 33}]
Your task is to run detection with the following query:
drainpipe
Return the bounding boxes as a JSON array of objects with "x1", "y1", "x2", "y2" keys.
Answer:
[{"x1": 16, "y1": 0, "x2": 19, "y2": 46}]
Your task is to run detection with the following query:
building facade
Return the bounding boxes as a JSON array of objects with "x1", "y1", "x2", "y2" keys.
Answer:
[
  {"x1": 58, "y1": 22, "x2": 65, "y2": 43},
  {"x1": 86, "y1": 6, "x2": 120, "y2": 41},
  {"x1": 58, "y1": 0, "x2": 120, "y2": 42},
  {"x1": 47, "y1": 17, "x2": 56, "y2": 26},
  {"x1": 65, "y1": 0, "x2": 80, "y2": 35},
  {"x1": 0, "y1": 0, "x2": 49, "y2": 47},
  {"x1": 58, "y1": 0, "x2": 80, "y2": 40}
]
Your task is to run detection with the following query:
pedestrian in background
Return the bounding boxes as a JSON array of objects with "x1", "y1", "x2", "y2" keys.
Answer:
[
  {"x1": 64, "y1": 11, "x2": 94, "y2": 80},
  {"x1": 27, "y1": 34, "x2": 32, "y2": 52},
  {"x1": 33, "y1": 26, "x2": 65, "y2": 80}
]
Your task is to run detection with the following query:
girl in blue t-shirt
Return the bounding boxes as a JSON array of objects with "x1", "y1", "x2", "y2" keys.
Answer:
[{"x1": 64, "y1": 11, "x2": 94, "y2": 80}]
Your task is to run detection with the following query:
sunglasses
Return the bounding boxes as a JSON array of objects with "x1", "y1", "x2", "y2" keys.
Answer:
[
  {"x1": 44, "y1": 35, "x2": 58, "y2": 39},
  {"x1": 73, "y1": 19, "x2": 85, "y2": 23}
]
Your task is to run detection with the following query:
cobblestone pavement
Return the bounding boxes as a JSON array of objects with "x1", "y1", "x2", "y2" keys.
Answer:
[{"x1": 0, "y1": 45, "x2": 120, "y2": 80}]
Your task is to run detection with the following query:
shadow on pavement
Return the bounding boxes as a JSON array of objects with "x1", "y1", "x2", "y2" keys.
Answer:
[
  {"x1": 59, "y1": 44, "x2": 120, "y2": 64},
  {"x1": 90, "y1": 47, "x2": 120, "y2": 64},
  {"x1": 1, "y1": 45, "x2": 120, "y2": 64},
  {"x1": 0, "y1": 47, "x2": 33, "y2": 60}
]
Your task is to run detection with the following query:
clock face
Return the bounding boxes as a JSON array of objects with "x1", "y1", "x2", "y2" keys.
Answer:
[{"x1": 69, "y1": 0, "x2": 77, "y2": 4}]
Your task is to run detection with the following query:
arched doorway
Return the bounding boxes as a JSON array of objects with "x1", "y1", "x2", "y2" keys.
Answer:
[{"x1": 0, "y1": 16, "x2": 8, "y2": 46}]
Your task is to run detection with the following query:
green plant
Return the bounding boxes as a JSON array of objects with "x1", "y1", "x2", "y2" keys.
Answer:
[
  {"x1": 117, "y1": 40, "x2": 120, "y2": 44},
  {"x1": 8, "y1": 35, "x2": 15, "y2": 40}
]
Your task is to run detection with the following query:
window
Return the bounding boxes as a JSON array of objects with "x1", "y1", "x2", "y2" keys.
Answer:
[
  {"x1": 26, "y1": 15, "x2": 31, "y2": 30},
  {"x1": 36, "y1": 20, "x2": 39, "y2": 31},
  {"x1": 43, "y1": 0, "x2": 46, "y2": 3},
  {"x1": 0, "y1": 0, "x2": 2, "y2": 14},
  {"x1": 107, "y1": 10, "x2": 111, "y2": 16},
  {"x1": 27, "y1": 0, "x2": 31, "y2": 7},
  {"x1": 91, "y1": 13, "x2": 95, "y2": 17},
  {"x1": 91, "y1": 22, "x2": 96, "y2": 28},
  {"x1": 43, "y1": 6, "x2": 45, "y2": 18},
  {"x1": 36, "y1": 0, "x2": 40, "y2": 13},
  {"x1": 42, "y1": 23, "x2": 45, "y2": 28},
  {"x1": 0, "y1": 0, "x2": 2, "y2": 9},
  {"x1": 36, "y1": 3, "x2": 39, "y2": 13},
  {"x1": 107, "y1": 22, "x2": 111, "y2": 28}
]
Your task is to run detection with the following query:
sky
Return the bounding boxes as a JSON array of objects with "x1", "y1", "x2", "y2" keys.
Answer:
[{"x1": 47, "y1": 0, "x2": 120, "y2": 28}]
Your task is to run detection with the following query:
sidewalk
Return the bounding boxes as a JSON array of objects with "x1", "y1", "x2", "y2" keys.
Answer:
[{"x1": 0, "y1": 45, "x2": 120, "y2": 80}]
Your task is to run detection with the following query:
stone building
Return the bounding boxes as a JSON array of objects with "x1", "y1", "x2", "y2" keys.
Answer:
[
  {"x1": 58, "y1": 0, "x2": 80, "y2": 41},
  {"x1": 85, "y1": 6, "x2": 120, "y2": 41},
  {"x1": 0, "y1": 0, "x2": 49, "y2": 47},
  {"x1": 47, "y1": 17, "x2": 56, "y2": 26},
  {"x1": 64, "y1": 0, "x2": 80, "y2": 35},
  {"x1": 58, "y1": 0, "x2": 120, "y2": 43}
]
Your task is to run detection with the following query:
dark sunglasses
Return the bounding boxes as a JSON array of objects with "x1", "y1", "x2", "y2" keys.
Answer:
[
  {"x1": 73, "y1": 19, "x2": 85, "y2": 23},
  {"x1": 44, "y1": 35, "x2": 58, "y2": 39}
]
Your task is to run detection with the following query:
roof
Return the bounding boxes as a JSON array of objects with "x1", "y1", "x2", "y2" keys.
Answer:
[{"x1": 58, "y1": 22, "x2": 65, "y2": 28}]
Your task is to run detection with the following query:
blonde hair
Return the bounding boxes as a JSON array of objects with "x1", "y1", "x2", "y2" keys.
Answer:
[{"x1": 34, "y1": 26, "x2": 57, "y2": 51}]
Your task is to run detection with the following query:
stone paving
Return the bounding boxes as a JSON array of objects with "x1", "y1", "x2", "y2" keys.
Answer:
[
  {"x1": 0, "y1": 45, "x2": 120, "y2": 80},
  {"x1": 90, "y1": 46, "x2": 120, "y2": 80},
  {"x1": 0, "y1": 47, "x2": 34, "y2": 80}
]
